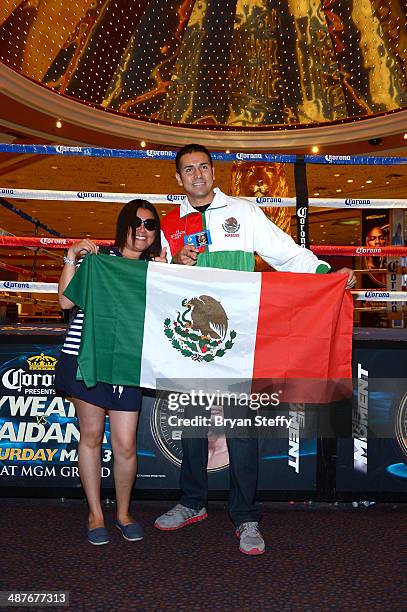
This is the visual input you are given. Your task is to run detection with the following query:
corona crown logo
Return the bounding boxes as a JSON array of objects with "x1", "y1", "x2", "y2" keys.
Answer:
[{"x1": 27, "y1": 353, "x2": 58, "y2": 371}]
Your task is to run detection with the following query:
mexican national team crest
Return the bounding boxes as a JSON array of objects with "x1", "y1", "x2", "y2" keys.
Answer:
[
  {"x1": 222, "y1": 217, "x2": 240, "y2": 234},
  {"x1": 164, "y1": 295, "x2": 237, "y2": 362}
]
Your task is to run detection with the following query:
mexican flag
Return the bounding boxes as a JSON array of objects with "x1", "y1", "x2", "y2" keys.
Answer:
[{"x1": 64, "y1": 254, "x2": 353, "y2": 402}]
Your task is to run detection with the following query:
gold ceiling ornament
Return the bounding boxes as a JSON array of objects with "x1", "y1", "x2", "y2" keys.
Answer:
[
  {"x1": 351, "y1": 0, "x2": 406, "y2": 111},
  {"x1": 225, "y1": 1, "x2": 282, "y2": 126},
  {"x1": 0, "y1": 0, "x2": 405, "y2": 129},
  {"x1": 0, "y1": 0, "x2": 96, "y2": 82},
  {"x1": 157, "y1": 1, "x2": 208, "y2": 123},
  {"x1": 1, "y1": 61, "x2": 405, "y2": 150},
  {"x1": 286, "y1": 0, "x2": 348, "y2": 123},
  {"x1": 0, "y1": 1, "x2": 38, "y2": 27},
  {"x1": 229, "y1": 161, "x2": 291, "y2": 271}
]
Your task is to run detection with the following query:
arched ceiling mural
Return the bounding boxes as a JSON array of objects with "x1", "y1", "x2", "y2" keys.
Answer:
[
  {"x1": 0, "y1": 1, "x2": 405, "y2": 283},
  {"x1": 0, "y1": 0, "x2": 406, "y2": 131}
]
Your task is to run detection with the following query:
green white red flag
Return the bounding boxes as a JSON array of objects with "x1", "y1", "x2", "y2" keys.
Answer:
[{"x1": 64, "y1": 254, "x2": 353, "y2": 402}]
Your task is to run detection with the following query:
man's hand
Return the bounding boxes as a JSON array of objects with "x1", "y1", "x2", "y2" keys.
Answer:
[
  {"x1": 172, "y1": 245, "x2": 199, "y2": 266},
  {"x1": 335, "y1": 267, "x2": 357, "y2": 289}
]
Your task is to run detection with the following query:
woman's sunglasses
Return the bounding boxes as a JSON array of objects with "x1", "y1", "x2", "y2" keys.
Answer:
[{"x1": 133, "y1": 216, "x2": 158, "y2": 231}]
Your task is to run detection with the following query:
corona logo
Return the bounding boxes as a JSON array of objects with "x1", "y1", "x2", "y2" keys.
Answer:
[
  {"x1": 236, "y1": 153, "x2": 263, "y2": 160},
  {"x1": 324, "y1": 155, "x2": 351, "y2": 162},
  {"x1": 55, "y1": 145, "x2": 83, "y2": 153},
  {"x1": 3, "y1": 281, "x2": 29, "y2": 289},
  {"x1": 27, "y1": 353, "x2": 58, "y2": 371},
  {"x1": 255, "y1": 197, "x2": 282, "y2": 204},
  {"x1": 40, "y1": 238, "x2": 69, "y2": 245},
  {"x1": 345, "y1": 199, "x2": 371, "y2": 206},
  {"x1": 356, "y1": 247, "x2": 382, "y2": 255},
  {"x1": 166, "y1": 195, "x2": 185, "y2": 202},
  {"x1": 364, "y1": 291, "x2": 390, "y2": 299},
  {"x1": 146, "y1": 150, "x2": 174, "y2": 158},
  {"x1": 77, "y1": 192, "x2": 103, "y2": 199}
]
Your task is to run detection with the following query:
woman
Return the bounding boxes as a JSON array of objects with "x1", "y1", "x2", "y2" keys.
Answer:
[{"x1": 55, "y1": 199, "x2": 166, "y2": 545}]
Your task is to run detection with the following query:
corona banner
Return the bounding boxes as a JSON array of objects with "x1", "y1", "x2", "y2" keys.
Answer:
[{"x1": 0, "y1": 340, "x2": 317, "y2": 492}]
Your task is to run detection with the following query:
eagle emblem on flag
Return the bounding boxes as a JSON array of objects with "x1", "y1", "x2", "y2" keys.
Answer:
[{"x1": 164, "y1": 295, "x2": 237, "y2": 362}]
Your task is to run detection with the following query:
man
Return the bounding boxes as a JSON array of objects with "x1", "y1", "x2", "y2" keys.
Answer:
[
  {"x1": 156, "y1": 143, "x2": 356, "y2": 555},
  {"x1": 366, "y1": 225, "x2": 387, "y2": 248},
  {"x1": 364, "y1": 225, "x2": 388, "y2": 286}
]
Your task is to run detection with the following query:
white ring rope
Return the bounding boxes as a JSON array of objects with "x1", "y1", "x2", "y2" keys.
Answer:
[
  {"x1": 1, "y1": 188, "x2": 406, "y2": 209},
  {"x1": 0, "y1": 281, "x2": 405, "y2": 302},
  {"x1": 0, "y1": 281, "x2": 59, "y2": 293}
]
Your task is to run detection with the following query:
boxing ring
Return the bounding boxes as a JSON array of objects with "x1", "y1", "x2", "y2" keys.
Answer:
[{"x1": 0, "y1": 144, "x2": 406, "y2": 501}]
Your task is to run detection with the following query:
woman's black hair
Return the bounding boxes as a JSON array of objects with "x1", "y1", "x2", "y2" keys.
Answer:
[{"x1": 114, "y1": 199, "x2": 161, "y2": 260}]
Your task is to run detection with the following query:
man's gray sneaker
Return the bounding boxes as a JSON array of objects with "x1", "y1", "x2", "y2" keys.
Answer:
[
  {"x1": 236, "y1": 521, "x2": 265, "y2": 555},
  {"x1": 154, "y1": 503, "x2": 208, "y2": 531}
]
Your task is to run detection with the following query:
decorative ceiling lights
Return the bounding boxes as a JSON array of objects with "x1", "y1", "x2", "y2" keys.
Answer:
[{"x1": 0, "y1": 0, "x2": 405, "y2": 131}]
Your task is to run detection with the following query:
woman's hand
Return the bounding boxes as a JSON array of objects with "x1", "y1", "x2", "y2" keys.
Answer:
[
  {"x1": 153, "y1": 247, "x2": 168, "y2": 263},
  {"x1": 66, "y1": 239, "x2": 98, "y2": 262},
  {"x1": 58, "y1": 239, "x2": 98, "y2": 310}
]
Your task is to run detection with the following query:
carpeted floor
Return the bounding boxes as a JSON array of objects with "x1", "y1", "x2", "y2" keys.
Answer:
[{"x1": 0, "y1": 499, "x2": 405, "y2": 612}]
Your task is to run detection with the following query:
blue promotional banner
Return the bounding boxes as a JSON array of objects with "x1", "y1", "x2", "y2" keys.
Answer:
[
  {"x1": 304, "y1": 154, "x2": 407, "y2": 166},
  {"x1": 0, "y1": 344, "x2": 112, "y2": 488},
  {"x1": 336, "y1": 338, "x2": 407, "y2": 493},
  {"x1": 0, "y1": 340, "x2": 317, "y2": 493},
  {"x1": 0, "y1": 143, "x2": 296, "y2": 164},
  {"x1": 1, "y1": 143, "x2": 406, "y2": 165}
]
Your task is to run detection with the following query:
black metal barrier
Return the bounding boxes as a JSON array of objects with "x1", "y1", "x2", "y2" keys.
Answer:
[{"x1": 0, "y1": 326, "x2": 406, "y2": 501}]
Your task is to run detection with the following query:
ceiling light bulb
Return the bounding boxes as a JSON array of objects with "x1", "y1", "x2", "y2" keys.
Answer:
[
  {"x1": 311, "y1": 146, "x2": 319, "y2": 154},
  {"x1": 140, "y1": 141, "x2": 146, "y2": 148},
  {"x1": 56, "y1": 119, "x2": 62, "y2": 128}
]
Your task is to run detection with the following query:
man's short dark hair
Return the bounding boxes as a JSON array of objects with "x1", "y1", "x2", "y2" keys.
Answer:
[{"x1": 175, "y1": 144, "x2": 213, "y2": 173}]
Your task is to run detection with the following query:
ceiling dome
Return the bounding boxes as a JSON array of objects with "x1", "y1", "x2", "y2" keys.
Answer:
[{"x1": 0, "y1": 0, "x2": 405, "y2": 131}]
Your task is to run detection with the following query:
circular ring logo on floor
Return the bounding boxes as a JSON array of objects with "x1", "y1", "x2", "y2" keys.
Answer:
[{"x1": 150, "y1": 398, "x2": 229, "y2": 472}]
